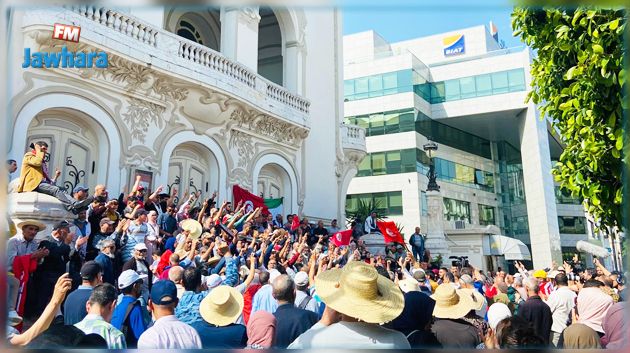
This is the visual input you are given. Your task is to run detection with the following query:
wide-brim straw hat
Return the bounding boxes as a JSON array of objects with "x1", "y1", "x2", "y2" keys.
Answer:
[
  {"x1": 207, "y1": 256, "x2": 222, "y2": 267},
  {"x1": 199, "y1": 285, "x2": 244, "y2": 327},
  {"x1": 180, "y1": 219, "x2": 202, "y2": 239},
  {"x1": 16, "y1": 219, "x2": 46, "y2": 232},
  {"x1": 314, "y1": 260, "x2": 404, "y2": 324},
  {"x1": 431, "y1": 284, "x2": 477, "y2": 319},
  {"x1": 459, "y1": 288, "x2": 485, "y2": 311}
]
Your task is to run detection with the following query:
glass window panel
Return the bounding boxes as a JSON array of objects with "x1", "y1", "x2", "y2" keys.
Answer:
[
  {"x1": 401, "y1": 149, "x2": 416, "y2": 173},
  {"x1": 382, "y1": 72, "x2": 398, "y2": 89},
  {"x1": 431, "y1": 82, "x2": 445, "y2": 103},
  {"x1": 386, "y1": 151, "x2": 401, "y2": 174},
  {"x1": 369, "y1": 113, "x2": 384, "y2": 136},
  {"x1": 355, "y1": 77, "x2": 369, "y2": 93},
  {"x1": 396, "y1": 70, "x2": 412, "y2": 91},
  {"x1": 368, "y1": 75, "x2": 383, "y2": 97},
  {"x1": 459, "y1": 77, "x2": 476, "y2": 99},
  {"x1": 399, "y1": 111, "x2": 415, "y2": 132},
  {"x1": 355, "y1": 116, "x2": 369, "y2": 130},
  {"x1": 384, "y1": 112, "x2": 400, "y2": 134},
  {"x1": 344, "y1": 80, "x2": 355, "y2": 97},
  {"x1": 357, "y1": 156, "x2": 371, "y2": 177},
  {"x1": 491, "y1": 71, "x2": 509, "y2": 94},
  {"x1": 475, "y1": 74, "x2": 492, "y2": 97},
  {"x1": 508, "y1": 69, "x2": 526, "y2": 92},
  {"x1": 388, "y1": 192, "x2": 403, "y2": 215},
  {"x1": 371, "y1": 153, "x2": 386, "y2": 175},
  {"x1": 444, "y1": 79, "x2": 461, "y2": 101}
]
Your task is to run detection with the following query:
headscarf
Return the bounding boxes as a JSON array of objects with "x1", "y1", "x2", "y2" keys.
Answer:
[
  {"x1": 247, "y1": 311, "x2": 276, "y2": 349},
  {"x1": 601, "y1": 302, "x2": 629, "y2": 349},
  {"x1": 487, "y1": 303, "x2": 512, "y2": 330},
  {"x1": 576, "y1": 287, "x2": 613, "y2": 333},
  {"x1": 562, "y1": 323, "x2": 601, "y2": 349},
  {"x1": 388, "y1": 291, "x2": 435, "y2": 334}
]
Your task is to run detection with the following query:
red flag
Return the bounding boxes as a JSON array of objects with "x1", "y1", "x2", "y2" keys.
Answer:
[
  {"x1": 331, "y1": 229, "x2": 353, "y2": 247},
  {"x1": 377, "y1": 221, "x2": 404, "y2": 244},
  {"x1": 232, "y1": 185, "x2": 269, "y2": 215},
  {"x1": 291, "y1": 215, "x2": 300, "y2": 231}
]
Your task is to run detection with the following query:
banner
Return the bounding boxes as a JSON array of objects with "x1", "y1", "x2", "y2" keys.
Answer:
[
  {"x1": 331, "y1": 229, "x2": 353, "y2": 247},
  {"x1": 376, "y1": 221, "x2": 405, "y2": 244},
  {"x1": 232, "y1": 185, "x2": 269, "y2": 215}
]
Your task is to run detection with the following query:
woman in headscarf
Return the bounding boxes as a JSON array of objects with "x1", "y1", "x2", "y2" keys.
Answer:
[
  {"x1": 600, "y1": 301, "x2": 629, "y2": 349},
  {"x1": 385, "y1": 291, "x2": 441, "y2": 348},
  {"x1": 561, "y1": 323, "x2": 602, "y2": 349},
  {"x1": 576, "y1": 285, "x2": 614, "y2": 335},
  {"x1": 246, "y1": 311, "x2": 276, "y2": 349}
]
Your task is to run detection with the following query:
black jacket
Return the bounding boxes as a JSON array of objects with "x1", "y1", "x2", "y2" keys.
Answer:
[
  {"x1": 122, "y1": 258, "x2": 153, "y2": 291},
  {"x1": 273, "y1": 303, "x2": 318, "y2": 348},
  {"x1": 516, "y1": 295, "x2": 553, "y2": 345}
]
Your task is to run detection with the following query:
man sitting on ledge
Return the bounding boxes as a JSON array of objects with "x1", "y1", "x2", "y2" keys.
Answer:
[{"x1": 16, "y1": 141, "x2": 94, "y2": 213}]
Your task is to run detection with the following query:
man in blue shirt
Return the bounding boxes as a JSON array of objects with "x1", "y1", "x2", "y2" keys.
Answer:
[
  {"x1": 175, "y1": 267, "x2": 209, "y2": 325},
  {"x1": 409, "y1": 226, "x2": 426, "y2": 263},
  {"x1": 111, "y1": 270, "x2": 149, "y2": 348},
  {"x1": 272, "y1": 274, "x2": 318, "y2": 348},
  {"x1": 94, "y1": 239, "x2": 116, "y2": 286},
  {"x1": 158, "y1": 206, "x2": 178, "y2": 244},
  {"x1": 64, "y1": 261, "x2": 103, "y2": 325}
]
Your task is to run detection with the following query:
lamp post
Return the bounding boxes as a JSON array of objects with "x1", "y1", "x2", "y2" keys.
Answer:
[{"x1": 423, "y1": 141, "x2": 440, "y2": 192}]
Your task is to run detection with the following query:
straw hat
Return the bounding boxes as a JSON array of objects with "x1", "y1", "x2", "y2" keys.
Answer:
[
  {"x1": 314, "y1": 260, "x2": 404, "y2": 323},
  {"x1": 431, "y1": 284, "x2": 476, "y2": 319},
  {"x1": 207, "y1": 256, "x2": 222, "y2": 267},
  {"x1": 398, "y1": 278, "x2": 420, "y2": 293},
  {"x1": 459, "y1": 288, "x2": 485, "y2": 311},
  {"x1": 16, "y1": 219, "x2": 46, "y2": 232},
  {"x1": 199, "y1": 285, "x2": 244, "y2": 327},
  {"x1": 180, "y1": 219, "x2": 202, "y2": 239}
]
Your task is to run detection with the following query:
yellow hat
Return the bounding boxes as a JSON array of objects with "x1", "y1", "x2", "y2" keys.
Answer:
[
  {"x1": 199, "y1": 285, "x2": 244, "y2": 327},
  {"x1": 533, "y1": 270, "x2": 547, "y2": 279}
]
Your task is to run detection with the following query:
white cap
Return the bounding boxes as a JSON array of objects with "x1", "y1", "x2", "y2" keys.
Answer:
[
  {"x1": 205, "y1": 274, "x2": 223, "y2": 289},
  {"x1": 118, "y1": 269, "x2": 147, "y2": 289},
  {"x1": 134, "y1": 243, "x2": 148, "y2": 251},
  {"x1": 294, "y1": 271, "x2": 309, "y2": 287}
]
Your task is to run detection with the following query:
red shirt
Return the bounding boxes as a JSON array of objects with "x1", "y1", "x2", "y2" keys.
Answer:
[{"x1": 242, "y1": 283, "x2": 263, "y2": 324}]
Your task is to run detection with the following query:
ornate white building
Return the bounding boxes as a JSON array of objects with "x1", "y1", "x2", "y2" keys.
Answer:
[{"x1": 7, "y1": 5, "x2": 366, "y2": 222}]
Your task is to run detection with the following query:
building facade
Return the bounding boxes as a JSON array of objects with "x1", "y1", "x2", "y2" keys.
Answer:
[
  {"x1": 343, "y1": 26, "x2": 590, "y2": 270},
  {"x1": 7, "y1": 5, "x2": 366, "y2": 224}
]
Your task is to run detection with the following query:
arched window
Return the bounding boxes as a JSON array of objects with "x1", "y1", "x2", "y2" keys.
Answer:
[
  {"x1": 176, "y1": 20, "x2": 204, "y2": 45},
  {"x1": 166, "y1": 8, "x2": 221, "y2": 52},
  {"x1": 258, "y1": 7, "x2": 283, "y2": 86}
]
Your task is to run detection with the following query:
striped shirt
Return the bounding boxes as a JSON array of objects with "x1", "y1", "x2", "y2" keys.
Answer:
[{"x1": 75, "y1": 314, "x2": 126, "y2": 349}]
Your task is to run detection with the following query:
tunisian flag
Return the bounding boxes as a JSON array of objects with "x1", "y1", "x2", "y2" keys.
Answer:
[
  {"x1": 331, "y1": 229, "x2": 353, "y2": 247},
  {"x1": 291, "y1": 215, "x2": 300, "y2": 231},
  {"x1": 377, "y1": 221, "x2": 405, "y2": 244},
  {"x1": 232, "y1": 185, "x2": 269, "y2": 215}
]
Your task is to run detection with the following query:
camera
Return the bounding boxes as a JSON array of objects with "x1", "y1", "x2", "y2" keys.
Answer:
[{"x1": 449, "y1": 255, "x2": 469, "y2": 268}]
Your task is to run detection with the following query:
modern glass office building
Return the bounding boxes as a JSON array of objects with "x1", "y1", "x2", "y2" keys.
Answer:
[{"x1": 343, "y1": 25, "x2": 590, "y2": 270}]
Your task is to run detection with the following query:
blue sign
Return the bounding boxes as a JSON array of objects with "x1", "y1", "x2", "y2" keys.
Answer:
[{"x1": 443, "y1": 34, "x2": 465, "y2": 57}]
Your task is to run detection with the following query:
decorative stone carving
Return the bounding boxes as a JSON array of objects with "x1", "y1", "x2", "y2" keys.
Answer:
[
  {"x1": 228, "y1": 129, "x2": 255, "y2": 168},
  {"x1": 124, "y1": 150, "x2": 160, "y2": 171},
  {"x1": 229, "y1": 108, "x2": 309, "y2": 148},
  {"x1": 123, "y1": 98, "x2": 165, "y2": 143},
  {"x1": 228, "y1": 168, "x2": 252, "y2": 189},
  {"x1": 240, "y1": 6, "x2": 261, "y2": 24}
]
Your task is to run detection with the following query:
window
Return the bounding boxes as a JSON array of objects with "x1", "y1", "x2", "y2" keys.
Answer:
[
  {"x1": 343, "y1": 70, "x2": 413, "y2": 101},
  {"x1": 443, "y1": 198, "x2": 471, "y2": 223},
  {"x1": 371, "y1": 153, "x2": 386, "y2": 176},
  {"x1": 369, "y1": 113, "x2": 385, "y2": 136},
  {"x1": 508, "y1": 69, "x2": 526, "y2": 92},
  {"x1": 368, "y1": 76, "x2": 383, "y2": 97},
  {"x1": 346, "y1": 191, "x2": 404, "y2": 216},
  {"x1": 357, "y1": 155, "x2": 371, "y2": 177},
  {"x1": 479, "y1": 204, "x2": 496, "y2": 226},
  {"x1": 555, "y1": 186, "x2": 582, "y2": 204},
  {"x1": 345, "y1": 108, "x2": 415, "y2": 136},
  {"x1": 459, "y1": 77, "x2": 476, "y2": 99},
  {"x1": 420, "y1": 69, "x2": 527, "y2": 103},
  {"x1": 558, "y1": 216, "x2": 587, "y2": 234},
  {"x1": 344, "y1": 81, "x2": 355, "y2": 97},
  {"x1": 444, "y1": 80, "x2": 461, "y2": 101},
  {"x1": 382, "y1": 72, "x2": 398, "y2": 94},
  {"x1": 491, "y1": 71, "x2": 509, "y2": 94},
  {"x1": 475, "y1": 74, "x2": 492, "y2": 96},
  {"x1": 386, "y1": 151, "x2": 402, "y2": 174},
  {"x1": 354, "y1": 77, "x2": 369, "y2": 100}
]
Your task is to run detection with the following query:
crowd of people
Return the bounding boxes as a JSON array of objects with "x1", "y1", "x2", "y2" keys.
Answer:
[{"x1": 4, "y1": 142, "x2": 629, "y2": 349}]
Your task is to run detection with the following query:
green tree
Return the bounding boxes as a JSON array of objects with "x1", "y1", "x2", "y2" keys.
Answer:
[{"x1": 512, "y1": 7, "x2": 625, "y2": 234}]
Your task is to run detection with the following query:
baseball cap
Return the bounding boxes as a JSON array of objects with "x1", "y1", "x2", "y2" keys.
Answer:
[
  {"x1": 134, "y1": 243, "x2": 148, "y2": 251},
  {"x1": 205, "y1": 274, "x2": 223, "y2": 289},
  {"x1": 533, "y1": 270, "x2": 547, "y2": 279},
  {"x1": 100, "y1": 218, "x2": 115, "y2": 226},
  {"x1": 150, "y1": 280, "x2": 178, "y2": 305},
  {"x1": 118, "y1": 269, "x2": 146, "y2": 289},
  {"x1": 73, "y1": 186, "x2": 89, "y2": 194},
  {"x1": 80, "y1": 261, "x2": 102, "y2": 281},
  {"x1": 52, "y1": 220, "x2": 70, "y2": 230},
  {"x1": 294, "y1": 271, "x2": 309, "y2": 287}
]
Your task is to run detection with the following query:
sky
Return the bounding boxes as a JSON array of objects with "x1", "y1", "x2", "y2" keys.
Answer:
[{"x1": 341, "y1": 0, "x2": 523, "y2": 49}]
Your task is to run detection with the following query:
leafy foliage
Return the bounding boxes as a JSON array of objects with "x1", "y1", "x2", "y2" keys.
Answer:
[
  {"x1": 512, "y1": 7, "x2": 625, "y2": 233},
  {"x1": 345, "y1": 198, "x2": 387, "y2": 228}
]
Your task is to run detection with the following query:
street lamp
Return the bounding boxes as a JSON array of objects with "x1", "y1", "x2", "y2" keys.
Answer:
[{"x1": 423, "y1": 141, "x2": 440, "y2": 192}]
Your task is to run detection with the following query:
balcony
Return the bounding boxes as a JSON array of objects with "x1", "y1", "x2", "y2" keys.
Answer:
[
  {"x1": 341, "y1": 123, "x2": 366, "y2": 154},
  {"x1": 22, "y1": 6, "x2": 310, "y2": 128}
]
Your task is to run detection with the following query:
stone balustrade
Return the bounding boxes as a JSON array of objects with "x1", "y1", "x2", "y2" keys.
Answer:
[{"x1": 340, "y1": 123, "x2": 367, "y2": 152}]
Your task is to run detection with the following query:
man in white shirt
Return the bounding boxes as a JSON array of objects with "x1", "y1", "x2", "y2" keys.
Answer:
[
  {"x1": 138, "y1": 280, "x2": 202, "y2": 349},
  {"x1": 364, "y1": 212, "x2": 379, "y2": 234},
  {"x1": 545, "y1": 272, "x2": 576, "y2": 347}
]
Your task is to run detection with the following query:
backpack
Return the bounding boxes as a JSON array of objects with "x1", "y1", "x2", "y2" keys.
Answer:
[
  {"x1": 297, "y1": 294, "x2": 313, "y2": 310},
  {"x1": 120, "y1": 299, "x2": 139, "y2": 345}
]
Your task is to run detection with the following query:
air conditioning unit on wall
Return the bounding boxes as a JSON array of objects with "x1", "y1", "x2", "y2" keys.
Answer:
[{"x1": 455, "y1": 220, "x2": 466, "y2": 229}]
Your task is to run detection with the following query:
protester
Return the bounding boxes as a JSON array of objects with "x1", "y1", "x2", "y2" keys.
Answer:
[
  {"x1": 137, "y1": 280, "x2": 202, "y2": 348},
  {"x1": 386, "y1": 291, "x2": 440, "y2": 348},
  {"x1": 64, "y1": 261, "x2": 103, "y2": 325},
  {"x1": 110, "y1": 270, "x2": 149, "y2": 348},
  {"x1": 575, "y1": 281, "x2": 614, "y2": 335},
  {"x1": 600, "y1": 301, "x2": 629, "y2": 349},
  {"x1": 271, "y1": 274, "x2": 318, "y2": 348},
  {"x1": 74, "y1": 283, "x2": 126, "y2": 349},
  {"x1": 516, "y1": 277, "x2": 553, "y2": 345},
  {"x1": 430, "y1": 284, "x2": 480, "y2": 348},
  {"x1": 122, "y1": 242, "x2": 152, "y2": 303},
  {"x1": 288, "y1": 261, "x2": 409, "y2": 349},
  {"x1": 191, "y1": 285, "x2": 247, "y2": 348},
  {"x1": 246, "y1": 311, "x2": 276, "y2": 349},
  {"x1": 545, "y1": 272, "x2": 576, "y2": 347}
]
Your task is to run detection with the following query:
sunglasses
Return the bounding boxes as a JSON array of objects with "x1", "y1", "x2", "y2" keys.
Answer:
[{"x1": 137, "y1": 249, "x2": 147, "y2": 253}]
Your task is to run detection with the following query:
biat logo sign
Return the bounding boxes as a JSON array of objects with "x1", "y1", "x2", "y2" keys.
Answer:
[
  {"x1": 442, "y1": 34, "x2": 465, "y2": 56},
  {"x1": 22, "y1": 23, "x2": 108, "y2": 69}
]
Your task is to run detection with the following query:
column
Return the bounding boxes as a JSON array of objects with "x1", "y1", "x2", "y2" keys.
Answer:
[
  {"x1": 518, "y1": 105, "x2": 563, "y2": 269},
  {"x1": 425, "y1": 190, "x2": 449, "y2": 259},
  {"x1": 220, "y1": 6, "x2": 260, "y2": 71}
]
